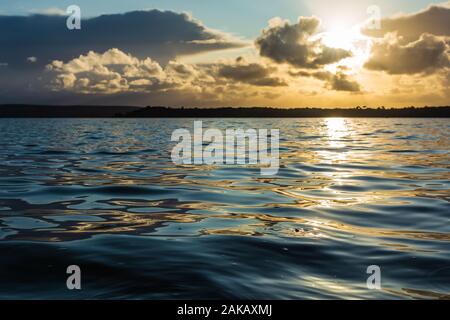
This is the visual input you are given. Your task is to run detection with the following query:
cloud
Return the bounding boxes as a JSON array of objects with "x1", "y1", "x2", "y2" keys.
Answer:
[
  {"x1": 29, "y1": 7, "x2": 66, "y2": 16},
  {"x1": 0, "y1": 10, "x2": 247, "y2": 104},
  {"x1": 362, "y1": 3, "x2": 450, "y2": 78},
  {"x1": 1, "y1": 6, "x2": 446, "y2": 107},
  {"x1": 45, "y1": 49, "x2": 288, "y2": 96},
  {"x1": 42, "y1": 48, "x2": 297, "y2": 108},
  {"x1": 329, "y1": 72, "x2": 361, "y2": 92},
  {"x1": 46, "y1": 49, "x2": 173, "y2": 94},
  {"x1": 362, "y1": 3, "x2": 450, "y2": 42},
  {"x1": 364, "y1": 33, "x2": 449, "y2": 75},
  {"x1": 216, "y1": 58, "x2": 287, "y2": 87},
  {"x1": 255, "y1": 16, "x2": 352, "y2": 68},
  {"x1": 0, "y1": 10, "x2": 245, "y2": 68},
  {"x1": 291, "y1": 69, "x2": 361, "y2": 92}
]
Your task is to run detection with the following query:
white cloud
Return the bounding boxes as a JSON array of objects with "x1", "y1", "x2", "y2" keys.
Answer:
[
  {"x1": 29, "y1": 7, "x2": 66, "y2": 16},
  {"x1": 46, "y1": 49, "x2": 167, "y2": 94}
]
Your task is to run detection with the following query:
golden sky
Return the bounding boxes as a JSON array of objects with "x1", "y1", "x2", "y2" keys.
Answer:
[{"x1": 0, "y1": 1, "x2": 449, "y2": 107}]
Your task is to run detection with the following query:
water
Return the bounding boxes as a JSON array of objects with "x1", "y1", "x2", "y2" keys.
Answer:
[{"x1": 0, "y1": 118, "x2": 449, "y2": 299}]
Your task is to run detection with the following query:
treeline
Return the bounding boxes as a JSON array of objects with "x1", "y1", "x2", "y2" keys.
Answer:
[
  {"x1": 0, "y1": 105, "x2": 449, "y2": 118},
  {"x1": 0, "y1": 105, "x2": 140, "y2": 118},
  {"x1": 123, "y1": 106, "x2": 450, "y2": 118}
]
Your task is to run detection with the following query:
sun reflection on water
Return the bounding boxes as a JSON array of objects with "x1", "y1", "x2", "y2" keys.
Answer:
[{"x1": 325, "y1": 118, "x2": 348, "y2": 148}]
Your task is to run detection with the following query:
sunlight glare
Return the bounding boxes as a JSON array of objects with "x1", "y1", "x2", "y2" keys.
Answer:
[
  {"x1": 319, "y1": 25, "x2": 371, "y2": 71},
  {"x1": 320, "y1": 27, "x2": 358, "y2": 50},
  {"x1": 326, "y1": 118, "x2": 347, "y2": 140}
]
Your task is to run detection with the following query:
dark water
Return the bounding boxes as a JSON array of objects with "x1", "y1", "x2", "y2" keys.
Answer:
[{"x1": 0, "y1": 118, "x2": 449, "y2": 299}]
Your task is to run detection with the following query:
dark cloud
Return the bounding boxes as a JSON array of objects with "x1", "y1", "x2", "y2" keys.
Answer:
[
  {"x1": 362, "y1": 4, "x2": 450, "y2": 42},
  {"x1": 364, "y1": 33, "x2": 449, "y2": 74},
  {"x1": 0, "y1": 10, "x2": 244, "y2": 68},
  {"x1": 329, "y1": 72, "x2": 361, "y2": 92},
  {"x1": 217, "y1": 59, "x2": 287, "y2": 87},
  {"x1": 291, "y1": 69, "x2": 361, "y2": 92},
  {"x1": 362, "y1": 3, "x2": 450, "y2": 77},
  {"x1": 255, "y1": 16, "x2": 352, "y2": 68},
  {"x1": 0, "y1": 10, "x2": 246, "y2": 104}
]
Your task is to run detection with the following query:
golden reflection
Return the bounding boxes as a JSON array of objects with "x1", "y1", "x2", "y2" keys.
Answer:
[
  {"x1": 325, "y1": 118, "x2": 348, "y2": 148},
  {"x1": 306, "y1": 117, "x2": 353, "y2": 167},
  {"x1": 314, "y1": 118, "x2": 354, "y2": 197}
]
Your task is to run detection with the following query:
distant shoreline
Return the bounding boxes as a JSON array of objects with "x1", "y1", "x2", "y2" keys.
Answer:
[{"x1": 0, "y1": 105, "x2": 449, "y2": 118}]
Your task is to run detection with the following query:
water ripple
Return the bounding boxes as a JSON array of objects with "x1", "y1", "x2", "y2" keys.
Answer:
[{"x1": 0, "y1": 118, "x2": 449, "y2": 299}]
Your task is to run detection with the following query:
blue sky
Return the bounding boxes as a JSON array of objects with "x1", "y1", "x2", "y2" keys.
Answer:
[{"x1": 0, "y1": 0, "x2": 438, "y2": 38}]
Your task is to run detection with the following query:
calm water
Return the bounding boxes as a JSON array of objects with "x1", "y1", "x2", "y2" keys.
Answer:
[{"x1": 0, "y1": 118, "x2": 449, "y2": 299}]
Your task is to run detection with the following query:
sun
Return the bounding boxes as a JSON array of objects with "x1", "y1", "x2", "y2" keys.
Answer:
[
  {"x1": 318, "y1": 24, "x2": 371, "y2": 71},
  {"x1": 320, "y1": 26, "x2": 361, "y2": 50}
]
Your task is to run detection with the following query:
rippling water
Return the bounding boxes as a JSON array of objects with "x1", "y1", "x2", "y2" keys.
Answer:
[{"x1": 0, "y1": 118, "x2": 449, "y2": 299}]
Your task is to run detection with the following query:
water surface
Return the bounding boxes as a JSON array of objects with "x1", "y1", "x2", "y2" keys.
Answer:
[{"x1": 0, "y1": 118, "x2": 449, "y2": 299}]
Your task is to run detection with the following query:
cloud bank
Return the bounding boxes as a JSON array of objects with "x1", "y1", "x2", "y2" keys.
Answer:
[
  {"x1": 0, "y1": 3, "x2": 448, "y2": 107},
  {"x1": 362, "y1": 3, "x2": 450, "y2": 41},
  {"x1": 0, "y1": 10, "x2": 245, "y2": 68},
  {"x1": 363, "y1": 2, "x2": 449, "y2": 77},
  {"x1": 365, "y1": 33, "x2": 449, "y2": 74}
]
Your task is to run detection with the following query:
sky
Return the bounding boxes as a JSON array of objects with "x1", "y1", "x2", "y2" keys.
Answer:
[{"x1": 0, "y1": 0, "x2": 449, "y2": 107}]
